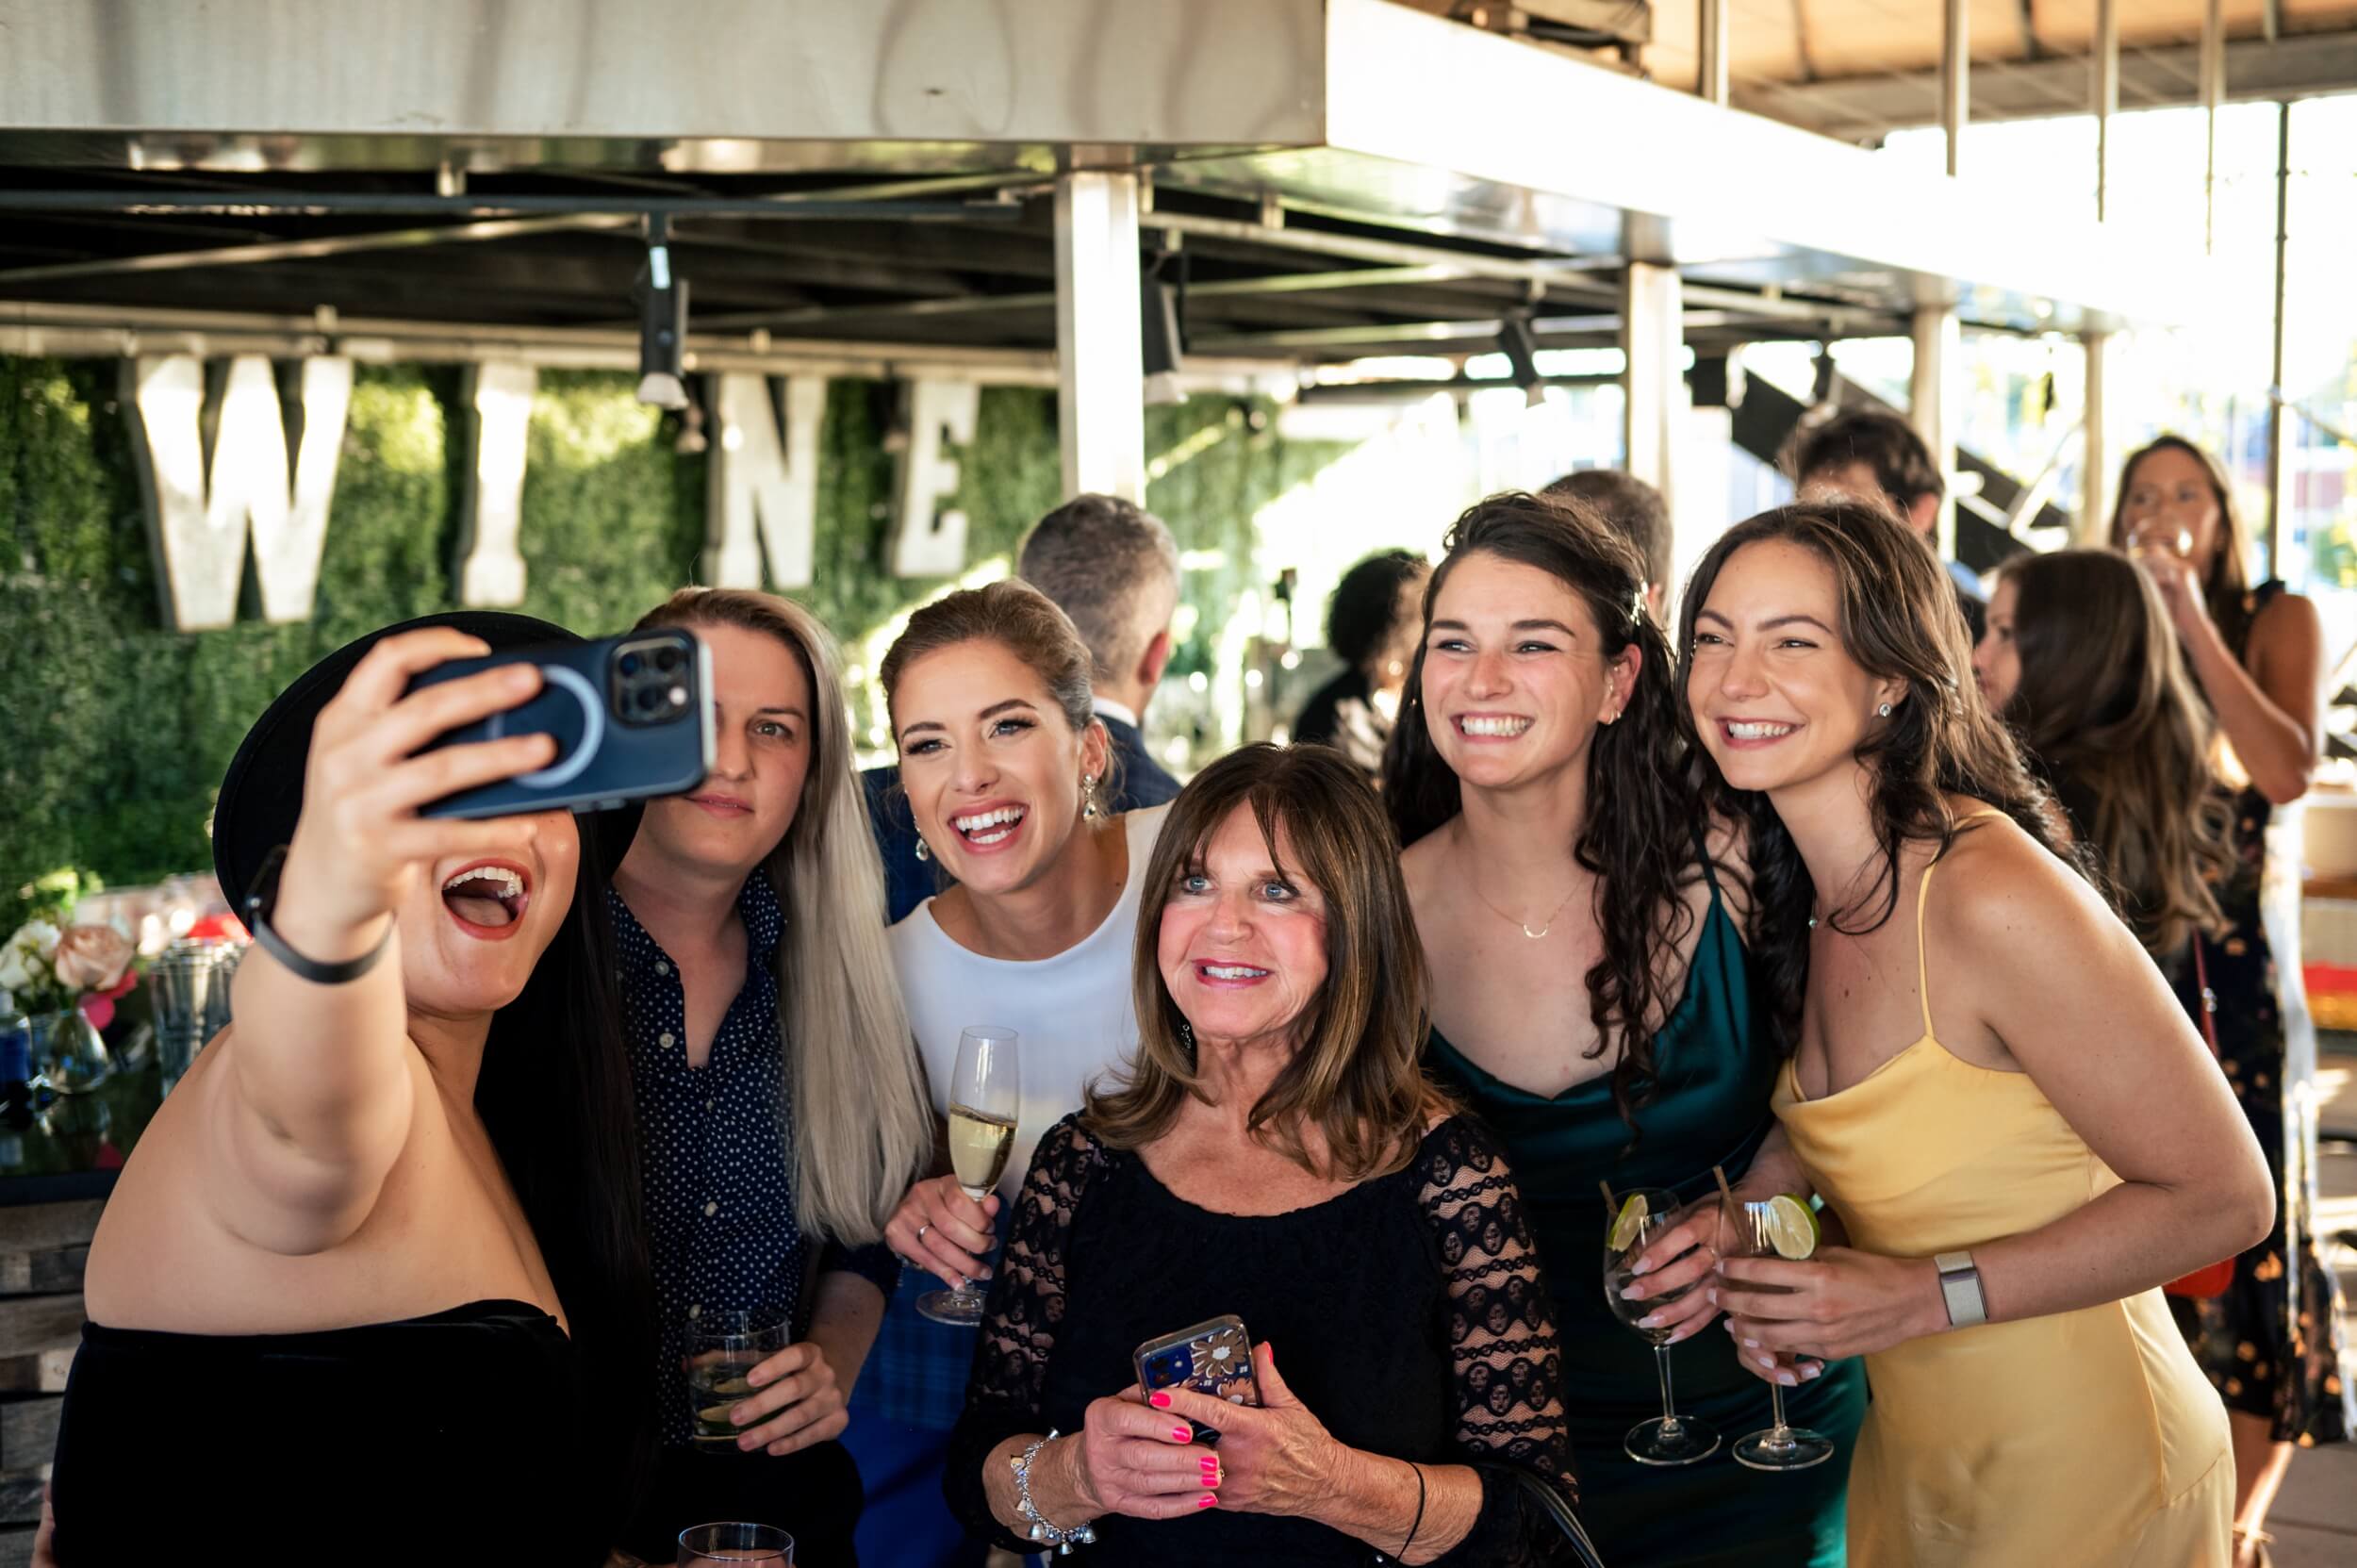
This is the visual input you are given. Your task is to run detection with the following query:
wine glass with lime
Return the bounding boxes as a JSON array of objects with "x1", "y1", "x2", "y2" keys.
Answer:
[
  {"x1": 1717, "y1": 1194, "x2": 1838, "y2": 1471},
  {"x1": 1603, "y1": 1187, "x2": 1721, "y2": 1465}
]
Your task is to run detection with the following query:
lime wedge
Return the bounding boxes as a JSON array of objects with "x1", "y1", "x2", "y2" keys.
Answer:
[
  {"x1": 1607, "y1": 1193, "x2": 1650, "y2": 1252},
  {"x1": 1757, "y1": 1195, "x2": 1821, "y2": 1260}
]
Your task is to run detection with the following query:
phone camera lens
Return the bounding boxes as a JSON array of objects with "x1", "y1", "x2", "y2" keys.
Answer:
[
  {"x1": 636, "y1": 687, "x2": 664, "y2": 713},
  {"x1": 619, "y1": 652, "x2": 642, "y2": 676},
  {"x1": 654, "y1": 647, "x2": 681, "y2": 672}
]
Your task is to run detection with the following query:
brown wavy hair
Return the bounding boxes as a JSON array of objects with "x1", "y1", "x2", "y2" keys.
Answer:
[
  {"x1": 2107, "y1": 435, "x2": 2258, "y2": 646},
  {"x1": 1994, "y1": 551, "x2": 2232, "y2": 959},
  {"x1": 1382, "y1": 490, "x2": 1704, "y2": 1130},
  {"x1": 1676, "y1": 502, "x2": 2088, "y2": 1051},
  {"x1": 879, "y1": 577, "x2": 1118, "y2": 813},
  {"x1": 1083, "y1": 743, "x2": 1450, "y2": 1180}
]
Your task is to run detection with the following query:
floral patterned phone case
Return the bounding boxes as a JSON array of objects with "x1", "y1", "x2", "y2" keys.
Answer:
[{"x1": 1134, "y1": 1314, "x2": 1260, "y2": 1447}]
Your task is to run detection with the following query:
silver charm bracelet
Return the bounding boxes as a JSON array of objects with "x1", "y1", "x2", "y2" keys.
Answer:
[{"x1": 1011, "y1": 1429, "x2": 1098, "y2": 1555}]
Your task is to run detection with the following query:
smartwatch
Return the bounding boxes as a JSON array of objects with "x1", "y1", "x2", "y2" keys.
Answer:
[{"x1": 1935, "y1": 1250, "x2": 1987, "y2": 1329}]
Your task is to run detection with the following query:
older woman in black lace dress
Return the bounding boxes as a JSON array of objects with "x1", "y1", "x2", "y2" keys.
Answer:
[{"x1": 943, "y1": 744, "x2": 1576, "y2": 1566}]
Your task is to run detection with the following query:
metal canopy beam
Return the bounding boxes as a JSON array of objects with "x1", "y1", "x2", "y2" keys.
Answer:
[
  {"x1": 0, "y1": 0, "x2": 1325, "y2": 152},
  {"x1": 1739, "y1": 30, "x2": 2357, "y2": 140}
]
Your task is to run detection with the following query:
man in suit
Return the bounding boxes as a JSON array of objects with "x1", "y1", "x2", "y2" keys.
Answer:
[{"x1": 865, "y1": 493, "x2": 1182, "y2": 921}]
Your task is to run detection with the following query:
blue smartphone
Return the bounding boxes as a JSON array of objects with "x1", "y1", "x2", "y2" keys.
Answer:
[
  {"x1": 406, "y1": 629, "x2": 715, "y2": 818},
  {"x1": 1135, "y1": 1315, "x2": 1260, "y2": 1447}
]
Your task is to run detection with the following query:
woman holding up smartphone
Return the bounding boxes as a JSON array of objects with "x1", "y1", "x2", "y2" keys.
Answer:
[
  {"x1": 844, "y1": 581, "x2": 1171, "y2": 1568},
  {"x1": 603, "y1": 589, "x2": 934, "y2": 1567},
  {"x1": 47, "y1": 614, "x2": 653, "y2": 1565},
  {"x1": 945, "y1": 744, "x2": 1575, "y2": 1565}
]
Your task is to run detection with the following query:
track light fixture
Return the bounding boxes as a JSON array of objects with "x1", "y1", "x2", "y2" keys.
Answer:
[
  {"x1": 1142, "y1": 247, "x2": 1187, "y2": 407},
  {"x1": 1496, "y1": 311, "x2": 1543, "y2": 405},
  {"x1": 636, "y1": 214, "x2": 689, "y2": 410}
]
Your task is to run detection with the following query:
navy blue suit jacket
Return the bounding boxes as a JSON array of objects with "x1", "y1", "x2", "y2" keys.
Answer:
[{"x1": 863, "y1": 713, "x2": 1179, "y2": 924}]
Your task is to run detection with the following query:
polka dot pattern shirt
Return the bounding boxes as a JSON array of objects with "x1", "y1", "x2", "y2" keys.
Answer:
[{"x1": 611, "y1": 871, "x2": 898, "y2": 1446}]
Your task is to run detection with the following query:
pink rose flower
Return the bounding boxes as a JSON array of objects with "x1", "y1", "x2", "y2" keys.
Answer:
[{"x1": 51, "y1": 925, "x2": 135, "y2": 994}]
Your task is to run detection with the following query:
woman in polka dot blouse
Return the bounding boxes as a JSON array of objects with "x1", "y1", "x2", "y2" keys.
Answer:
[{"x1": 608, "y1": 588, "x2": 933, "y2": 1565}]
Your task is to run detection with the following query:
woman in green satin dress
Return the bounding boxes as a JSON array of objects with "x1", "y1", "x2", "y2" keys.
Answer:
[{"x1": 1383, "y1": 490, "x2": 1866, "y2": 1567}]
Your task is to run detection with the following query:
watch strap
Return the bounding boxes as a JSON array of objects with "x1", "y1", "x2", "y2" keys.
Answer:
[
  {"x1": 243, "y1": 846, "x2": 393, "y2": 986},
  {"x1": 1935, "y1": 1249, "x2": 1987, "y2": 1328}
]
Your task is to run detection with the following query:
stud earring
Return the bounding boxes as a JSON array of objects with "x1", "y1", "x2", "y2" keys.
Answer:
[
  {"x1": 914, "y1": 835, "x2": 931, "y2": 863},
  {"x1": 1877, "y1": 701, "x2": 1893, "y2": 718}
]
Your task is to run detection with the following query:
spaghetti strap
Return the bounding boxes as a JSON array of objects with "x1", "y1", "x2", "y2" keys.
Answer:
[{"x1": 1915, "y1": 809, "x2": 2009, "y2": 1039}]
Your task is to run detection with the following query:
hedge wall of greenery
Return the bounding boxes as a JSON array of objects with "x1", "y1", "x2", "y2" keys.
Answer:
[{"x1": 1, "y1": 356, "x2": 1345, "y2": 895}]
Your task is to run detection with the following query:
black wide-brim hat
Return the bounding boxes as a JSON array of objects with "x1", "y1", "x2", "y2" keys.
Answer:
[{"x1": 212, "y1": 611, "x2": 580, "y2": 915}]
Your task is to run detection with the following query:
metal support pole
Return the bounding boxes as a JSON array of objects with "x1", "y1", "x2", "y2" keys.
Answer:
[
  {"x1": 2082, "y1": 330, "x2": 2119, "y2": 545},
  {"x1": 1698, "y1": 0, "x2": 1729, "y2": 107},
  {"x1": 2201, "y1": 0, "x2": 2225, "y2": 254},
  {"x1": 1054, "y1": 170, "x2": 1146, "y2": 503},
  {"x1": 1911, "y1": 307, "x2": 1961, "y2": 557},
  {"x1": 2093, "y1": 0, "x2": 2118, "y2": 221},
  {"x1": 2266, "y1": 102, "x2": 2292, "y2": 578},
  {"x1": 1941, "y1": 0, "x2": 1969, "y2": 177},
  {"x1": 1621, "y1": 262, "x2": 1683, "y2": 519}
]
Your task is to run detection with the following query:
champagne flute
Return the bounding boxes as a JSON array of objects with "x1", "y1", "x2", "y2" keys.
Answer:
[
  {"x1": 1715, "y1": 1197, "x2": 1838, "y2": 1472},
  {"x1": 917, "y1": 1026, "x2": 1020, "y2": 1327},
  {"x1": 1603, "y1": 1187, "x2": 1721, "y2": 1465}
]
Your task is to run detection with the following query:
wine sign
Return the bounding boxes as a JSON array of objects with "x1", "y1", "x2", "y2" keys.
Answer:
[{"x1": 123, "y1": 354, "x2": 987, "y2": 633}]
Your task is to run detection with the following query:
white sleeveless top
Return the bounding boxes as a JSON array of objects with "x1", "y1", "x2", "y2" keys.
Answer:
[{"x1": 886, "y1": 804, "x2": 1169, "y2": 1200}]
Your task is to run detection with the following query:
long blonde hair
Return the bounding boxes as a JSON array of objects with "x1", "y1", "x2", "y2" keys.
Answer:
[{"x1": 636, "y1": 588, "x2": 932, "y2": 1246}]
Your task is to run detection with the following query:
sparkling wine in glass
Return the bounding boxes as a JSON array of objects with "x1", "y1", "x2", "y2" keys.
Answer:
[
  {"x1": 1603, "y1": 1187, "x2": 1721, "y2": 1465},
  {"x1": 1716, "y1": 1197, "x2": 1838, "y2": 1472},
  {"x1": 918, "y1": 1026, "x2": 1020, "y2": 1327}
]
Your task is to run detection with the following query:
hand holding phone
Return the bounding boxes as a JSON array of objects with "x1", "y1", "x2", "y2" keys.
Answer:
[
  {"x1": 1135, "y1": 1316, "x2": 1261, "y2": 1448},
  {"x1": 281, "y1": 627, "x2": 579, "y2": 936},
  {"x1": 404, "y1": 629, "x2": 715, "y2": 818}
]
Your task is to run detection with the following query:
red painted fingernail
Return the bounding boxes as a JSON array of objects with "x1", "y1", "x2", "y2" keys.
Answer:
[
  {"x1": 1172, "y1": 1425, "x2": 1192, "y2": 1443},
  {"x1": 1148, "y1": 1391, "x2": 1171, "y2": 1409},
  {"x1": 1197, "y1": 1494, "x2": 1217, "y2": 1509},
  {"x1": 1199, "y1": 1457, "x2": 1217, "y2": 1474}
]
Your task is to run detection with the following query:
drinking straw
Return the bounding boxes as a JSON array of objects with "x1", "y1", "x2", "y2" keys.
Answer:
[
  {"x1": 1598, "y1": 1178, "x2": 1617, "y2": 1211},
  {"x1": 1711, "y1": 1164, "x2": 1739, "y2": 1211}
]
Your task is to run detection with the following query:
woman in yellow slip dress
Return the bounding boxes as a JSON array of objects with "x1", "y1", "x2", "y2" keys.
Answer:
[{"x1": 1671, "y1": 500, "x2": 2275, "y2": 1568}]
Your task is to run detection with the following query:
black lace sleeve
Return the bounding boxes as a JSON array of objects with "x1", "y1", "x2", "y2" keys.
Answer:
[
  {"x1": 1414, "y1": 1116, "x2": 1579, "y2": 1568},
  {"x1": 942, "y1": 1113, "x2": 1110, "y2": 1551}
]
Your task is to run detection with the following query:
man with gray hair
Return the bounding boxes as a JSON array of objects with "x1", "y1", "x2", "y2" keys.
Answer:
[{"x1": 863, "y1": 492, "x2": 1183, "y2": 921}]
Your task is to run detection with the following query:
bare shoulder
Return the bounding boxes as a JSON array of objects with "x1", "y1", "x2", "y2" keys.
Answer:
[
  {"x1": 2249, "y1": 586, "x2": 2323, "y2": 668},
  {"x1": 1927, "y1": 808, "x2": 2117, "y2": 966}
]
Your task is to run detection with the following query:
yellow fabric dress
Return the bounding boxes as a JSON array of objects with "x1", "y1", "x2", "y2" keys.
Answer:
[{"x1": 1773, "y1": 827, "x2": 2233, "y2": 1568}]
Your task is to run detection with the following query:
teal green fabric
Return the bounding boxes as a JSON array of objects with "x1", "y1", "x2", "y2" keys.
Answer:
[{"x1": 1427, "y1": 873, "x2": 1865, "y2": 1568}]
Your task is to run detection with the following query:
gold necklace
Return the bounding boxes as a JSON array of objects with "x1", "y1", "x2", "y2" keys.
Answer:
[{"x1": 1469, "y1": 876, "x2": 1582, "y2": 939}]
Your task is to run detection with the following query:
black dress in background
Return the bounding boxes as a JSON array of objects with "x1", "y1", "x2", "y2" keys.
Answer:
[
  {"x1": 2172, "y1": 583, "x2": 2354, "y2": 1447},
  {"x1": 945, "y1": 1113, "x2": 1577, "y2": 1566},
  {"x1": 50, "y1": 1300, "x2": 608, "y2": 1565}
]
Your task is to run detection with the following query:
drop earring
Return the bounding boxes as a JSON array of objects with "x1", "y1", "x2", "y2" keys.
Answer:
[
  {"x1": 1080, "y1": 772, "x2": 1100, "y2": 819},
  {"x1": 914, "y1": 836, "x2": 931, "y2": 863}
]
